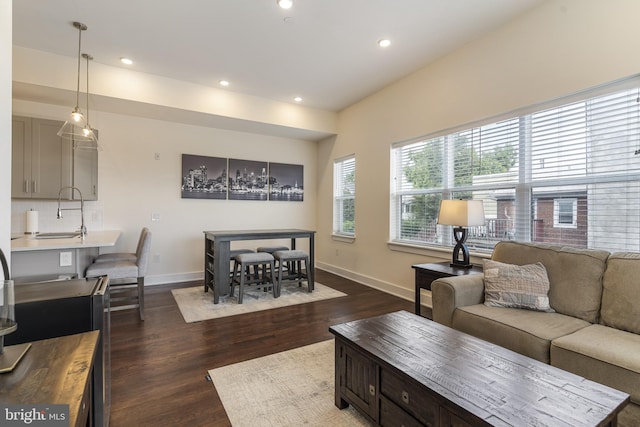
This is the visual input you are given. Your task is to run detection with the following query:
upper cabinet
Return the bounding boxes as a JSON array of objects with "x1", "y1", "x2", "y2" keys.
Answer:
[
  {"x1": 12, "y1": 116, "x2": 98, "y2": 201},
  {"x1": 12, "y1": 116, "x2": 65, "y2": 199}
]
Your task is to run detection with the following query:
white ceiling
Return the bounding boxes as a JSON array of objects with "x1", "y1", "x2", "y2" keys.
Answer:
[{"x1": 12, "y1": 0, "x2": 543, "y2": 113}]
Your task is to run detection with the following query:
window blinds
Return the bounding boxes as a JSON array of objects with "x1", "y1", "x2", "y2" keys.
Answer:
[{"x1": 391, "y1": 77, "x2": 640, "y2": 253}]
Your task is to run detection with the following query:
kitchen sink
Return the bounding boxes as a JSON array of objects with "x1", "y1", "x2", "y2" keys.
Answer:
[{"x1": 35, "y1": 232, "x2": 81, "y2": 239}]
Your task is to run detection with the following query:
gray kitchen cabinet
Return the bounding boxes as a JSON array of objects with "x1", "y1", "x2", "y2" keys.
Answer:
[
  {"x1": 12, "y1": 116, "x2": 65, "y2": 199},
  {"x1": 12, "y1": 115, "x2": 98, "y2": 200}
]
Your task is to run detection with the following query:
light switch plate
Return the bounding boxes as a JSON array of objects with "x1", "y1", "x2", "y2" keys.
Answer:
[{"x1": 60, "y1": 251, "x2": 73, "y2": 267}]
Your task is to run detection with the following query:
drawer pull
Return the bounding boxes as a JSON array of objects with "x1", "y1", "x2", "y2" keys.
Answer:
[
  {"x1": 369, "y1": 384, "x2": 375, "y2": 396},
  {"x1": 402, "y1": 390, "x2": 410, "y2": 404}
]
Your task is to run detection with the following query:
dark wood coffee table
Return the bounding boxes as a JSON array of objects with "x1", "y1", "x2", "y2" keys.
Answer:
[{"x1": 329, "y1": 311, "x2": 629, "y2": 427}]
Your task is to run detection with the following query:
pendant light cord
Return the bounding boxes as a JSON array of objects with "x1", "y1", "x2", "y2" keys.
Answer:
[
  {"x1": 75, "y1": 23, "x2": 83, "y2": 109},
  {"x1": 84, "y1": 53, "x2": 92, "y2": 124}
]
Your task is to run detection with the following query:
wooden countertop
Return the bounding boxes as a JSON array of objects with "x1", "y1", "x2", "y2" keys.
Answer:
[
  {"x1": 11, "y1": 230, "x2": 120, "y2": 252},
  {"x1": 0, "y1": 331, "x2": 99, "y2": 427}
]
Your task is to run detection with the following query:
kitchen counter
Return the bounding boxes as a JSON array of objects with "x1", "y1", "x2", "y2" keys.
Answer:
[
  {"x1": 10, "y1": 230, "x2": 121, "y2": 280},
  {"x1": 11, "y1": 230, "x2": 120, "y2": 252}
]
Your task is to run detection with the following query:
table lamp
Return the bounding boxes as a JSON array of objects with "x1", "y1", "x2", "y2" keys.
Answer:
[{"x1": 437, "y1": 199, "x2": 485, "y2": 268}]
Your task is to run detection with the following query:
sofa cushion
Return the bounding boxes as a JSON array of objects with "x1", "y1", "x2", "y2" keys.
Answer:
[
  {"x1": 600, "y1": 252, "x2": 640, "y2": 335},
  {"x1": 551, "y1": 324, "x2": 640, "y2": 405},
  {"x1": 491, "y1": 241, "x2": 610, "y2": 323},
  {"x1": 452, "y1": 304, "x2": 590, "y2": 363},
  {"x1": 483, "y1": 260, "x2": 554, "y2": 312}
]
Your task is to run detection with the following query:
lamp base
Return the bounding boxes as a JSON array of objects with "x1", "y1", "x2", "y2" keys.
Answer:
[{"x1": 450, "y1": 226, "x2": 472, "y2": 269}]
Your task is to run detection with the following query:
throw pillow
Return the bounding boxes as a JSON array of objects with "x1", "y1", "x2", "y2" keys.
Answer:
[{"x1": 483, "y1": 259, "x2": 555, "y2": 312}]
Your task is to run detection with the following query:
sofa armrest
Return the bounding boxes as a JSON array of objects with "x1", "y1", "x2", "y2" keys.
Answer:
[{"x1": 432, "y1": 275, "x2": 485, "y2": 327}]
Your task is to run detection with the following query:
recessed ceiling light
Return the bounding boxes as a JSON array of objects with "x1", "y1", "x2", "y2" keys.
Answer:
[
  {"x1": 120, "y1": 57, "x2": 133, "y2": 65},
  {"x1": 378, "y1": 39, "x2": 391, "y2": 48},
  {"x1": 219, "y1": 80, "x2": 230, "y2": 87},
  {"x1": 294, "y1": 96, "x2": 302, "y2": 103},
  {"x1": 277, "y1": 0, "x2": 293, "y2": 10}
]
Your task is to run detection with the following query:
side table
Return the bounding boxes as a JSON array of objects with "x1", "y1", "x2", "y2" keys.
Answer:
[{"x1": 412, "y1": 262, "x2": 483, "y2": 318}]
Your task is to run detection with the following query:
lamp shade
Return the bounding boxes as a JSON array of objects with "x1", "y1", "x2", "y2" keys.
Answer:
[{"x1": 437, "y1": 200, "x2": 485, "y2": 227}]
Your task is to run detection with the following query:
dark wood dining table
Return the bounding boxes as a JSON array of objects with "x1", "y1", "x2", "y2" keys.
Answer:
[{"x1": 203, "y1": 229, "x2": 315, "y2": 303}]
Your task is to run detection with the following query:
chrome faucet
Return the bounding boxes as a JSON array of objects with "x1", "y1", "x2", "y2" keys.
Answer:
[{"x1": 57, "y1": 186, "x2": 87, "y2": 239}]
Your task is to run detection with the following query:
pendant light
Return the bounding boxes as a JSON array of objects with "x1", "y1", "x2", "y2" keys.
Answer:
[
  {"x1": 57, "y1": 21, "x2": 98, "y2": 145},
  {"x1": 74, "y1": 53, "x2": 102, "y2": 151}
]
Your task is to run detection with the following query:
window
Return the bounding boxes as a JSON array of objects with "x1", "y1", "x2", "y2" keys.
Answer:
[
  {"x1": 391, "y1": 77, "x2": 640, "y2": 254},
  {"x1": 553, "y1": 198, "x2": 577, "y2": 228},
  {"x1": 333, "y1": 155, "x2": 356, "y2": 236}
]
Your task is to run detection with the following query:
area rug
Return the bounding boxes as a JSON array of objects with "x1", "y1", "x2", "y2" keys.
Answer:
[
  {"x1": 208, "y1": 340, "x2": 370, "y2": 427},
  {"x1": 172, "y1": 283, "x2": 347, "y2": 323}
]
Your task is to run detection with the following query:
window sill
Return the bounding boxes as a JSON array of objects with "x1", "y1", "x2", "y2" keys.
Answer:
[
  {"x1": 332, "y1": 233, "x2": 355, "y2": 243},
  {"x1": 387, "y1": 240, "x2": 491, "y2": 262}
]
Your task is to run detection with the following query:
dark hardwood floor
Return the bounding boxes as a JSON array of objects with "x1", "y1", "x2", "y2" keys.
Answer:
[{"x1": 109, "y1": 269, "x2": 414, "y2": 426}]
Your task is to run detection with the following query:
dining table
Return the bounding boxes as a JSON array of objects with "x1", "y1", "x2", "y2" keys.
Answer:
[{"x1": 203, "y1": 229, "x2": 316, "y2": 303}]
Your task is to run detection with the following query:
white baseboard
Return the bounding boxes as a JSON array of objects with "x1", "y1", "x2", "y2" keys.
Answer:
[
  {"x1": 315, "y1": 261, "x2": 418, "y2": 303},
  {"x1": 144, "y1": 271, "x2": 202, "y2": 286}
]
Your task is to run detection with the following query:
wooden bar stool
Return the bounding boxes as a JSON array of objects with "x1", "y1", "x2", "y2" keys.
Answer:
[
  {"x1": 230, "y1": 252, "x2": 276, "y2": 303},
  {"x1": 256, "y1": 246, "x2": 288, "y2": 278},
  {"x1": 273, "y1": 249, "x2": 312, "y2": 296},
  {"x1": 229, "y1": 248, "x2": 255, "y2": 279}
]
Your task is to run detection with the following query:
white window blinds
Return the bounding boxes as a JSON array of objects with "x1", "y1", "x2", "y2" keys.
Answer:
[
  {"x1": 391, "y1": 77, "x2": 640, "y2": 253},
  {"x1": 333, "y1": 155, "x2": 356, "y2": 236}
]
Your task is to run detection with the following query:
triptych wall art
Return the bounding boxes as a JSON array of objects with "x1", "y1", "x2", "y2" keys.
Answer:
[{"x1": 181, "y1": 154, "x2": 304, "y2": 201}]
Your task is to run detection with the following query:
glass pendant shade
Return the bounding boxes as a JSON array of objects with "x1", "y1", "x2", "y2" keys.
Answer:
[
  {"x1": 57, "y1": 22, "x2": 99, "y2": 148},
  {"x1": 74, "y1": 54, "x2": 102, "y2": 151}
]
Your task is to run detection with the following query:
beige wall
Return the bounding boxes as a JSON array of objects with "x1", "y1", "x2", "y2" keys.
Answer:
[
  {"x1": 1, "y1": 2, "x2": 11, "y2": 269},
  {"x1": 11, "y1": 100, "x2": 317, "y2": 284},
  {"x1": 317, "y1": 0, "x2": 640, "y2": 300}
]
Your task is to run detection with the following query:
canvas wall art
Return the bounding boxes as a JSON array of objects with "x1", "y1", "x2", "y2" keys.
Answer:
[
  {"x1": 228, "y1": 158, "x2": 269, "y2": 200},
  {"x1": 269, "y1": 162, "x2": 303, "y2": 202},
  {"x1": 181, "y1": 154, "x2": 228, "y2": 199}
]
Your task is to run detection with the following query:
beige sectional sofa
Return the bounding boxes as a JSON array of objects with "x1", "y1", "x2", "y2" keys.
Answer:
[{"x1": 432, "y1": 241, "x2": 640, "y2": 425}]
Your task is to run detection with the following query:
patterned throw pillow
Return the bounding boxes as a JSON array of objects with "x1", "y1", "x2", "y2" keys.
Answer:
[{"x1": 483, "y1": 259, "x2": 555, "y2": 312}]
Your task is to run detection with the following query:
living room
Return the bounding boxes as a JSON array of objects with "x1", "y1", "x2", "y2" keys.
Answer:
[{"x1": 2, "y1": 0, "x2": 640, "y2": 426}]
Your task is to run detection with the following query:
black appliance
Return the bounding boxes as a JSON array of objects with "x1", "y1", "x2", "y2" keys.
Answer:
[{"x1": 5, "y1": 276, "x2": 111, "y2": 427}]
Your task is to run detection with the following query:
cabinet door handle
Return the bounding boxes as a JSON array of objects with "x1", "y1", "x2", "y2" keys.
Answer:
[
  {"x1": 369, "y1": 384, "x2": 375, "y2": 396},
  {"x1": 32, "y1": 180, "x2": 37, "y2": 194},
  {"x1": 24, "y1": 179, "x2": 29, "y2": 193}
]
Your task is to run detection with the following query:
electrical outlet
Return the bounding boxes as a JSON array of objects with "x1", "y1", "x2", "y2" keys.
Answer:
[
  {"x1": 152, "y1": 213, "x2": 161, "y2": 222},
  {"x1": 60, "y1": 251, "x2": 73, "y2": 267}
]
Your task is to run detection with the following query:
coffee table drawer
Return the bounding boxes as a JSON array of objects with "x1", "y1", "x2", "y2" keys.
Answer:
[
  {"x1": 380, "y1": 369, "x2": 437, "y2": 426},
  {"x1": 380, "y1": 396, "x2": 423, "y2": 427}
]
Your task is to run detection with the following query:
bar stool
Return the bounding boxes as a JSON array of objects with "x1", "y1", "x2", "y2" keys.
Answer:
[
  {"x1": 256, "y1": 246, "x2": 288, "y2": 278},
  {"x1": 86, "y1": 228, "x2": 152, "y2": 320},
  {"x1": 229, "y1": 248, "x2": 254, "y2": 278},
  {"x1": 273, "y1": 249, "x2": 312, "y2": 296},
  {"x1": 230, "y1": 252, "x2": 276, "y2": 303}
]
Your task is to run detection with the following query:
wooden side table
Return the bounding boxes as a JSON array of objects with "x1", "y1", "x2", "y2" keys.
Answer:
[
  {"x1": 0, "y1": 331, "x2": 99, "y2": 427},
  {"x1": 412, "y1": 262, "x2": 483, "y2": 317}
]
